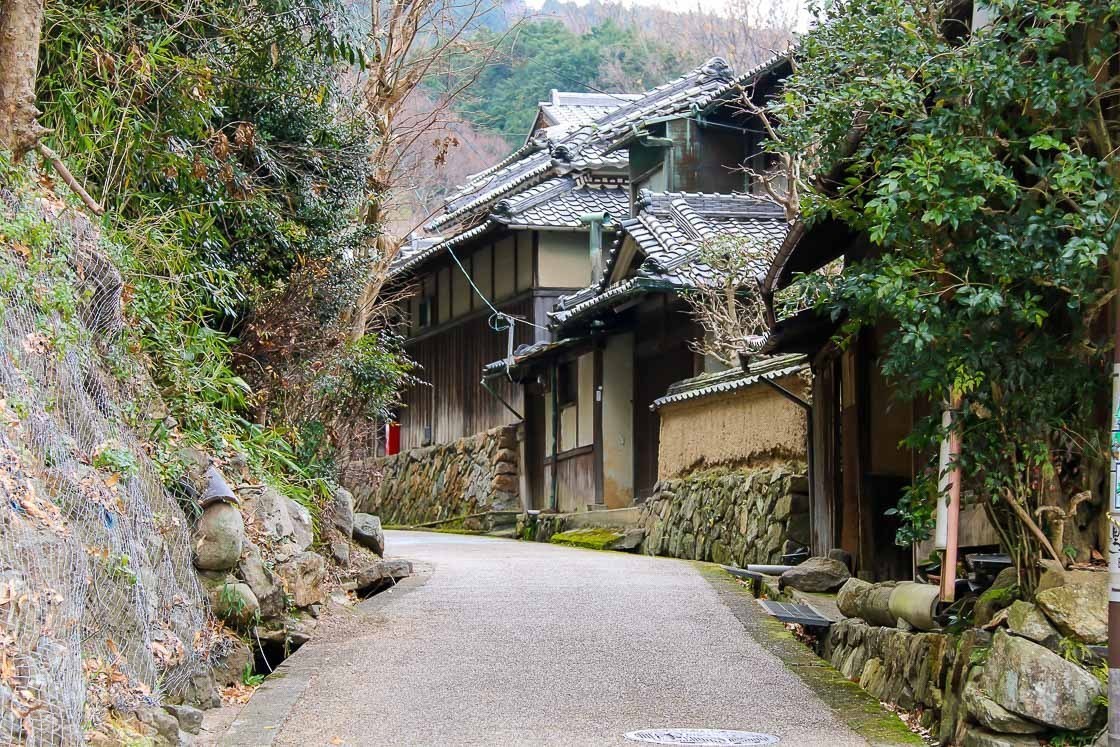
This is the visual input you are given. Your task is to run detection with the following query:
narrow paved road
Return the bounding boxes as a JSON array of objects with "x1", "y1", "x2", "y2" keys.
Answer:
[{"x1": 221, "y1": 531, "x2": 903, "y2": 746}]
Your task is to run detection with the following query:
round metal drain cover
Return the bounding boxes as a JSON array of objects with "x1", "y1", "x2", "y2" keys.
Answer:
[{"x1": 624, "y1": 729, "x2": 779, "y2": 746}]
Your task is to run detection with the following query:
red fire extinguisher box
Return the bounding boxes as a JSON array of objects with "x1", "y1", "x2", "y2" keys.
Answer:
[{"x1": 386, "y1": 423, "x2": 401, "y2": 456}]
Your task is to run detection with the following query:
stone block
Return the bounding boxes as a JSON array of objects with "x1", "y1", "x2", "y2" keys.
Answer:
[
  {"x1": 1035, "y1": 571, "x2": 1106, "y2": 644},
  {"x1": 980, "y1": 630, "x2": 1103, "y2": 730},
  {"x1": 963, "y1": 668, "x2": 1043, "y2": 734},
  {"x1": 1005, "y1": 601, "x2": 1058, "y2": 645},
  {"x1": 192, "y1": 502, "x2": 244, "y2": 572},
  {"x1": 276, "y1": 551, "x2": 327, "y2": 609},
  {"x1": 781, "y1": 556, "x2": 850, "y2": 592}
]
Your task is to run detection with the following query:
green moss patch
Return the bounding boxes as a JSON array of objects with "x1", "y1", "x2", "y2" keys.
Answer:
[
  {"x1": 549, "y1": 527, "x2": 625, "y2": 551},
  {"x1": 695, "y1": 563, "x2": 925, "y2": 746}
]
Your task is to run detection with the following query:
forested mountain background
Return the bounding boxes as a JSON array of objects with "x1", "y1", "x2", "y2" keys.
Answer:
[{"x1": 384, "y1": 0, "x2": 795, "y2": 234}]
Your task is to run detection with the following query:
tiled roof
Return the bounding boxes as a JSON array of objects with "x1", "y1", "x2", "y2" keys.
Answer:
[
  {"x1": 556, "y1": 57, "x2": 737, "y2": 169},
  {"x1": 552, "y1": 191, "x2": 788, "y2": 325},
  {"x1": 537, "y1": 90, "x2": 642, "y2": 131},
  {"x1": 481, "y1": 337, "x2": 584, "y2": 378},
  {"x1": 492, "y1": 176, "x2": 629, "y2": 230},
  {"x1": 390, "y1": 221, "x2": 499, "y2": 277},
  {"x1": 430, "y1": 150, "x2": 555, "y2": 231},
  {"x1": 619, "y1": 191, "x2": 788, "y2": 285},
  {"x1": 649, "y1": 354, "x2": 807, "y2": 411},
  {"x1": 426, "y1": 57, "x2": 739, "y2": 233},
  {"x1": 549, "y1": 276, "x2": 674, "y2": 325},
  {"x1": 605, "y1": 53, "x2": 792, "y2": 154}
]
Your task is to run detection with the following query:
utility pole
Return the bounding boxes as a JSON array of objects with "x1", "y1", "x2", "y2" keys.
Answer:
[{"x1": 1110, "y1": 254, "x2": 1120, "y2": 747}]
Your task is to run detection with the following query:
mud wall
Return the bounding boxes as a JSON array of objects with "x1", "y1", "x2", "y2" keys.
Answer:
[{"x1": 656, "y1": 375, "x2": 806, "y2": 480}]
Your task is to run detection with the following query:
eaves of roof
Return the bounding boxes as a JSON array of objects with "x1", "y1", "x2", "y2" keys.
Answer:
[
  {"x1": 391, "y1": 220, "x2": 499, "y2": 280},
  {"x1": 481, "y1": 337, "x2": 585, "y2": 379},
  {"x1": 550, "y1": 276, "x2": 676, "y2": 327},
  {"x1": 650, "y1": 355, "x2": 808, "y2": 411}
]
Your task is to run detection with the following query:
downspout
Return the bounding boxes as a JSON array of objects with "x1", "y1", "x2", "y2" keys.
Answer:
[
  {"x1": 759, "y1": 375, "x2": 815, "y2": 554},
  {"x1": 934, "y1": 392, "x2": 963, "y2": 603},
  {"x1": 479, "y1": 378, "x2": 523, "y2": 421},
  {"x1": 579, "y1": 212, "x2": 611, "y2": 286}
]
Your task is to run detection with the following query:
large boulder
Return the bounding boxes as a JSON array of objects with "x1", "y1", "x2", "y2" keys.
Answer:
[
  {"x1": 980, "y1": 630, "x2": 1103, "y2": 730},
  {"x1": 962, "y1": 669, "x2": 1043, "y2": 734},
  {"x1": 209, "y1": 582, "x2": 260, "y2": 629},
  {"x1": 192, "y1": 503, "x2": 244, "y2": 571},
  {"x1": 286, "y1": 497, "x2": 314, "y2": 552},
  {"x1": 328, "y1": 486, "x2": 355, "y2": 539},
  {"x1": 276, "y1": 551, "x2": 327, "y2": 608},
  {"x1": 353, "y1": 513, "x2": 385, "y2": 556},
  {"x1": 163, "y1": 704, "x2": 203, "y2": 736},
  {"x1": 243, "y1": 486, "x2": 294, "y2": 538},
  {"x1": 780, "y1": 556, "x2": 850, "y2": 593},
  {"x1": 352, "y1": 559, "x2": 413, "y2": 590},
  {"x1": 1035, "y1": 571, "x2": 1106, "y2": 644},
  {"x1": 211, "y1": 638, "x2": 253, "y2": 688},
  {"x1": 237, "y1": 542, "x2": 284, "y2": 619},
  {"x1": 960, "y1": 727, "x2": 1041, "y2": 747},
  {"x1": 243, "y1": 487, "x2": 313, "y2": 551}
]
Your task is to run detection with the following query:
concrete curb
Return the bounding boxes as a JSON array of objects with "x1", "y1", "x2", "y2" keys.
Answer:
[{"x1": 219, "y1": 562, "x2": 433, "y2": 746}]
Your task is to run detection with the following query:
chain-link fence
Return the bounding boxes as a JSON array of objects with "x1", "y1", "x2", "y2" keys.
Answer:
[{"x1": 0, "y1": 192, "x2": 210, "y2": 745}]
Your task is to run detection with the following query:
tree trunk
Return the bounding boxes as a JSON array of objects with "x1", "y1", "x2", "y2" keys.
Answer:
[{"x1": 0, "y1": 0, "x2": 48, "y2": 157}]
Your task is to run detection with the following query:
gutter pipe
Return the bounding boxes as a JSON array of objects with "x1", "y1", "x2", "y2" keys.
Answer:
[{"x1": 479, "y1": 378, "x2": 523, "y2": 421}]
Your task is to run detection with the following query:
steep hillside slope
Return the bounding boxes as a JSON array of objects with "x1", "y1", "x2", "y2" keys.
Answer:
[{"x1": 0, "y1": 178, "x2": 211, "y2": 743}]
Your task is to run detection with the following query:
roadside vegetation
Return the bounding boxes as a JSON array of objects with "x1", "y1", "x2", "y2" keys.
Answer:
[{"x1": 762, "y1": 0, "x2": 1120, "y2": 585}]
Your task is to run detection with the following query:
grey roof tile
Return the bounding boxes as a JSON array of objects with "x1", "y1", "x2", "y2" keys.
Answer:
[
  {"x1": 425, "y1": 57, "x2": 738, "y2": 234},
  {"x1": 493, "y1": 176, "x2": 629, "y2": 229},
  {"x1": 552, "y1": 191, "x2": 789, "y2": 325},
  {"x1": 649, "y1": 354, "x2": 808, "y2": 411}
]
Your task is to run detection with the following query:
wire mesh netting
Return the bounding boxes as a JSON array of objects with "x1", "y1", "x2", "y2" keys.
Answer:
[{"x1": 1, "y1": 191, "x2": 211, "y2": 745}]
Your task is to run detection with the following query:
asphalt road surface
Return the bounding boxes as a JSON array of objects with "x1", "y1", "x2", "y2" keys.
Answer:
[{"x1": 218, "y1": 531, "x2": 905, "y2": 747}]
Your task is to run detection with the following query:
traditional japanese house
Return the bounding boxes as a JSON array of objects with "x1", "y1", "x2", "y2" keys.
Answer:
[
  {"x1": 756, "y1": 221, "x2": 1002, "y2": 580},
  {"x1": 483, "y1": 55, "x2": 802, "y2": 513},
  {"x1": 385, "y1": 92, "x2": 638, "y2": 451}
]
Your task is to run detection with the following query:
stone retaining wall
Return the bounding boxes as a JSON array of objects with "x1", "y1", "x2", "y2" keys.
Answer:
[
  {"x1": 820, "y1": 570, "x2": 1107, "y2": 745},
  {"x1": 638, "y1": 462, "x2": 809, "y2": 565},
  {"x1": 344, "y1": 425, "x2": 520, "y2": 526}
]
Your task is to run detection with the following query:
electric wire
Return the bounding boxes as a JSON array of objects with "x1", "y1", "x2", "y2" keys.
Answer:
[{"x1": 443, "y1": 240, "x2": 549, "y2": 331}]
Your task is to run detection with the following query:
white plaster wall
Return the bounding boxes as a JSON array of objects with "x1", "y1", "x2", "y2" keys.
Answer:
[
  {"x1": 577, "y1": 352, "x2": 594, "y2": 448},
  {"x1": 602, "y1": 333, "x2": 634, "y2": 508},
  {"x1": 537, "y1": 231, "x2": 590, "y2": 288}
]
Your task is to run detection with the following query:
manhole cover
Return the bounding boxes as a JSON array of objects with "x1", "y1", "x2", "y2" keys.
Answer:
[{"x1": 624, "y1": 729, "x2": 780, "y2": 745}]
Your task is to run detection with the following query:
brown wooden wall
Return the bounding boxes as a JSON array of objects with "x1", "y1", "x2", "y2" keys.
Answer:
[
  {"x1": 545, "y1": 448, "x2": 596, "y2": 513},
  {"x1": 398, "y1": 296, "x2": 535, "y2": 448}
]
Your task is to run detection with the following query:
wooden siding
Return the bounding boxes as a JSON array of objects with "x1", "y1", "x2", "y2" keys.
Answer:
[
  {"x1": 398, "y1": 296, "x2": 535, "y2": 448},
  {"x1": 545, "y1": 448, "x2": 596, "y2": 513}
]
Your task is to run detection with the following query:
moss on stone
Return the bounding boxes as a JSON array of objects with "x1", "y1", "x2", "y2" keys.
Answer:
[
  {"x1": 695, "y1": 563, "x2": 925, "y2": 746},
  {"x1": 549, "y1": 528, "x2": 624, "y2": 551}
]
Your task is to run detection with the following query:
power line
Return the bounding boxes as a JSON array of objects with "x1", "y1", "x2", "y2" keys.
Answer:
[{"x1": 443, "y1": 241, "x2": 549, "y2": 332}]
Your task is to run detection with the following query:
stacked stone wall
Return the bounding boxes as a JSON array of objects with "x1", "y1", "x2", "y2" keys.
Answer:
[
  {"x1": 820, "y1": 567, "x2": 1107, "y2": 745},
  {"x1": 344, "y1": 425, "x2": 520, "y2": 526},
  {"x1": 638, "y1": 462, "x2": 809, "y2": 565}
]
